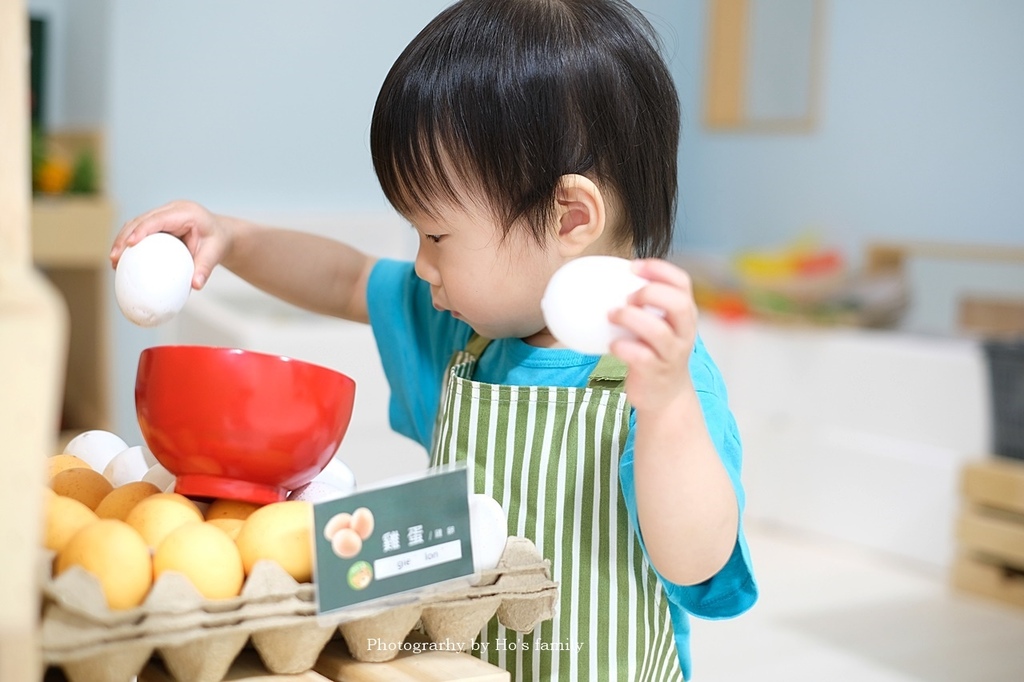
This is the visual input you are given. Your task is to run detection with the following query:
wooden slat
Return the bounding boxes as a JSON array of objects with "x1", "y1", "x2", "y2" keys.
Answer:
[
  {"x1": 956, "y1": 504, "x2": 1024, "y2": 568},
  {"x1": 140, "y1": 648, "x2": 332, "y2": 681},
  {"x1": 704, "y1": 0, "x2": 748, "y2": 128},
  {"x1": 959, "y1": 295, "x2": 1024, "y2": 338},
  {"x1": 963, "y1": 459, "x2": 1024, "y2": 515},
  {"x1": 952, "y1": 553, "x2": 1024, "y2": 609},
  {"x1": 314, "y1": 638, "x2": 509, "y2": 682},
  {"x1": 869, "y1": 240, "x2": 1024, "y2": 267}
]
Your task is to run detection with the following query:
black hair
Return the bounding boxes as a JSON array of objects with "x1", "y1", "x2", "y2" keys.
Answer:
[{"x1": 370, "y1": 0, "x2": 679, "y2": 258}]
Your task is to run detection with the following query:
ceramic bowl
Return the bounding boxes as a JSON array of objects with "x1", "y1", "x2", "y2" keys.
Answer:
[{"x1": 135, "y1": 345, "x2": 356, "y2": 504}]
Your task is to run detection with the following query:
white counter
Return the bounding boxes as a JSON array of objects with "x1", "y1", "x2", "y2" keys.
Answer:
[{"x1": 699, "y1": 316, "x2": 991, "y2": 571}]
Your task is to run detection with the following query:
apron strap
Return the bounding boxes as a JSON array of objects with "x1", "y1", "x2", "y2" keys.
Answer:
[
  {"x1": 464, "y1": 332, "x2": 492, "y2": 359},
  {"x1": 586, "y1": 354, "x2": 628, "y2": 389}
]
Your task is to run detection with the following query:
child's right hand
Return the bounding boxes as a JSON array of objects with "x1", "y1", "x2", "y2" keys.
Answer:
[{"x1": 110, "y1": 200, "x2": 231, "y2": 290}]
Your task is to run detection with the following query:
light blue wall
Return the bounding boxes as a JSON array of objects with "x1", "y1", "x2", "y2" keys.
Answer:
[
  {"x1": 32, "y1": 1, "x2": 1024, "y2": 439},
  {"x1": 670, "y1": 0, "x2": 1024, "y2": 254},
  {"x1": 105, "y1": 1, "x2": 453, "y2": 218}
]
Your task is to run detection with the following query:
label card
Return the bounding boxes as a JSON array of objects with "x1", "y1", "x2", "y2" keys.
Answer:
[{"x1": 312, "y1": 467, "x2": 474, "y2": 615}]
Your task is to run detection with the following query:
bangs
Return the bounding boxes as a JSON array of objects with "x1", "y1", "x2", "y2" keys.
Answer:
[
  {"x1": 374, "y1": 112, "x2": 481, "y2": 223},
  {"x1": 370, "y1": 0, "x2": 591, "y2": 242},
  {"x1": 370, "y1": 0, "x2": 680, "y2": 257}
]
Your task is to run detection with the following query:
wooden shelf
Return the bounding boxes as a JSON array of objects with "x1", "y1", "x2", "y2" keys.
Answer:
[{"x1": 32, "y1": 195, "x2": 115, "y2": 267}]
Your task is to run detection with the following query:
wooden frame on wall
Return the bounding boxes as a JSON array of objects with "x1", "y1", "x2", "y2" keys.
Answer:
[{"x1": 704, "y1": 0, "x2": 826, "y2": 133}]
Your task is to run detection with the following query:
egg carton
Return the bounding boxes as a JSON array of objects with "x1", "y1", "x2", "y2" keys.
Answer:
[{"x1": 40, "y1": 536, "x2": 557, "y2": 682}]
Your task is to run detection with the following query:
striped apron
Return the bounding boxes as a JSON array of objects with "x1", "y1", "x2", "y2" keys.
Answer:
[{"x1": 431, "y1": 334, "x2": 683, "y2": 681}]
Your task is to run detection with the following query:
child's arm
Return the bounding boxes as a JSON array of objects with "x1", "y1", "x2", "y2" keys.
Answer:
[
  {"x1": 609, "y1": 259, "x2": 740, "y2": 587},
  {"x1": 110, "y1": 200, "x2": 376, "y2": 323}
]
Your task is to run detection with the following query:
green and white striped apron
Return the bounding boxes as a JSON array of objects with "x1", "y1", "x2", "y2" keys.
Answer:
[{"x1": 431, "y1": 334, "x2": 682, "y2": 681}]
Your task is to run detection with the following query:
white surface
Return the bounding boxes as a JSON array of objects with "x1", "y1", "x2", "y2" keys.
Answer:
[
  {"x1": 692, "y1": 521, "x2": 1024, "y2": 681},
  {"x1": 699, "y1": 316, "x2": 991, "y2": 570},
  {"x1": 171, "y1": 212, "x2": 427, "y2": 488}
]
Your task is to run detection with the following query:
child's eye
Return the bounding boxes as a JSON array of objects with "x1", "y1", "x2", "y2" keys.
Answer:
[{"x1": 425, "y1": 234, "x2": 444, "y2": 244}]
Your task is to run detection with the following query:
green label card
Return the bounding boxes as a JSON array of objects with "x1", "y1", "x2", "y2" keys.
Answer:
[{"x1": 313, "y1": 467, "x2": 474, "y2": 614}]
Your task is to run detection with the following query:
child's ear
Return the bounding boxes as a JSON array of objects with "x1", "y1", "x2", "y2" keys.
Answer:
[{"x1": 553, "y1": 174, "x2": 606, "y2": 256}]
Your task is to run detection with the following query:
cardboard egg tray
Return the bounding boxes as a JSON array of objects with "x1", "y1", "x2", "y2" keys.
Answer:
[{"x1": 40, "y1": 536, "x2": 557, "y2": 682}]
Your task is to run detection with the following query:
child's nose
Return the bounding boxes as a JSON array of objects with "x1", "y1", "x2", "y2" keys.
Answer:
[{"x1": 414, "y1": 247, "x2": 439, "y2": 285}]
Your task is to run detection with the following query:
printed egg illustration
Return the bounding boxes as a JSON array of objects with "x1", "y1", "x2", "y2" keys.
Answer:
[
  {"x1": 324, "y1": 512, "x2": 353, "y2": 541},
  {"x1": 350, "y1": 507, "x2": 375, "y2": 540},
  {"x1": 332, "y1": 527, "x2": 363, "y2": 559}
]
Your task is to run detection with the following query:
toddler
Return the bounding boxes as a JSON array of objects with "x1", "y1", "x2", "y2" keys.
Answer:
[{"x1": 111, "y1": 1, "x2": 757, "y2": 679}]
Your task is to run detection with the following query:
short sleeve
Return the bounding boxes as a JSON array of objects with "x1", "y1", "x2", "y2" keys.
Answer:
[{"x1": 366, "y1": 259, "x2": 471, "y2": 449}]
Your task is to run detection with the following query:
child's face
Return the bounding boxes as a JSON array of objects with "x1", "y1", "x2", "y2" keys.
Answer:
[{"x1": 405, "y1": 197, "x2": 562, "y2": 344}]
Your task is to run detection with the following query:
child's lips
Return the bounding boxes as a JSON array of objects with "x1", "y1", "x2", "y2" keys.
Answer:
[{"x1": 433, "y1": 301, "x2": 458, "y2": 318}]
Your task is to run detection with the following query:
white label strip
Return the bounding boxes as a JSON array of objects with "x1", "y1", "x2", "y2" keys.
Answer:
[{"x1": 373, "y1": 540, "x2": 464, "y2": 580}]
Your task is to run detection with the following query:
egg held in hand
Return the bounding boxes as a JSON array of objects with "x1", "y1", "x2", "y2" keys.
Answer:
[
  {"x1": 115, "y1": 232, "x2": 194, "y2": 327},
  {"x1": 541, "y1": 256, "x2": 649, "y2": 355}
]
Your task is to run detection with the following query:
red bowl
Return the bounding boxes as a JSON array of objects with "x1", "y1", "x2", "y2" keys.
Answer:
[{"x1": 135, "y1": 345, "x2": 356, "y2": 504}]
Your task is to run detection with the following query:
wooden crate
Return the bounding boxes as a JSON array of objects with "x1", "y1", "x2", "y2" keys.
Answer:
[{"x1": 953, "y1": 459, "x2": 1024, "y2": 608}]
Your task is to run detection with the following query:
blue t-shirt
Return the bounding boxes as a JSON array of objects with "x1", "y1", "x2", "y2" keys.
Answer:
[{"x1": 366, "y1": 259, "x2": 757, "y2": 679}]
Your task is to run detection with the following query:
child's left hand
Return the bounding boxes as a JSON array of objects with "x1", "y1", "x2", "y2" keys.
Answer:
[{"x1": 608, "y1": 259, "x2": 698, "y2": 413}]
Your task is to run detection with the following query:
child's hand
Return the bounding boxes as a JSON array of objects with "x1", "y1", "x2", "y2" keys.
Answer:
[
  {"x1": 109, "y1": 200, "x2": 229, "y2": 290},
  {"x1": 608, "y1": 259, "x2": 698, "y2": 413}
]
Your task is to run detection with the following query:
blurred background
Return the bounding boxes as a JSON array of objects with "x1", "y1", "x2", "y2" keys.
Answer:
[{"x1": 25, "y1": 1, "x2": 1024, "y2": 679}]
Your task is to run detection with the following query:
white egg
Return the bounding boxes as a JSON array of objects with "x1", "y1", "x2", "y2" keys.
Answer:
[
  {"x1": 311, "y1": 456, "x2": 357, "y2": 496},
  {"x1": 289, "y1": 480, "x2": 347, "y2": 503},
  {"x1": 469, "y1": 493, "x2": 508, "y2": 574},
  {"x1": 102, "y1": 445, "x2": 157, "y2": 486},
  {"x1": 143, "y1": 462, "x2": 177, "y2": 491},
  {"x1": 115, "y1": 232, "x2": 194, "y2": 327},
  {"x1": 63, "y1": 430, "x2": 129, "y2": 473},
  {"x1": 541, "y1": 256, "x2": 648, "y2": 355}
]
